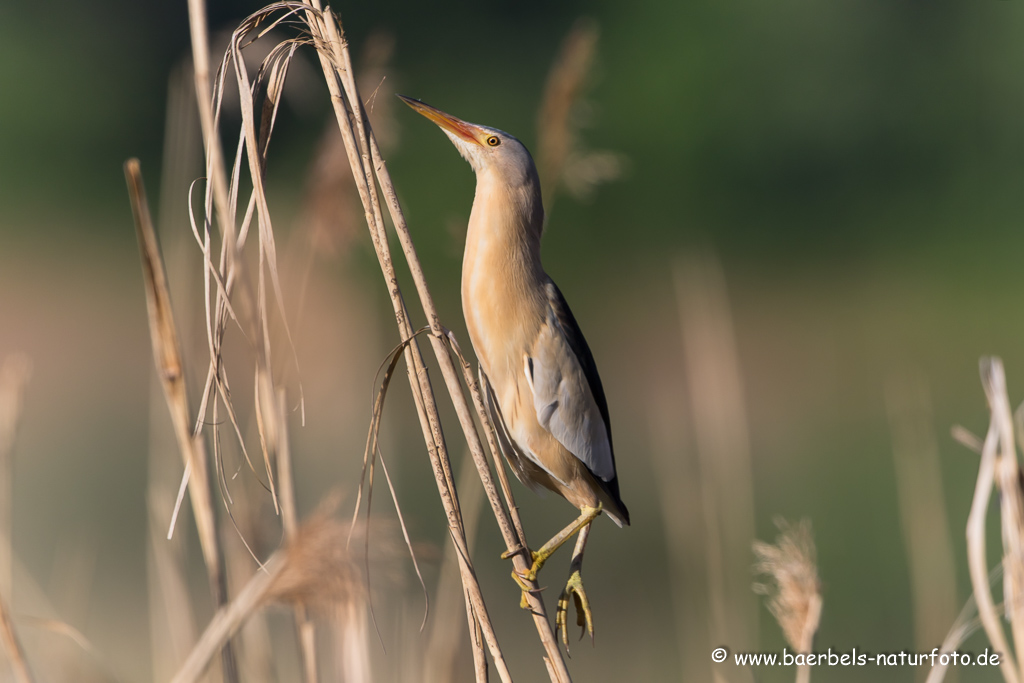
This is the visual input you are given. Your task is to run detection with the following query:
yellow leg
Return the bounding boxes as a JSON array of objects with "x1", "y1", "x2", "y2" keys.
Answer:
[
  {"x1": 503, "y1": 504, "x2": 602, "y2": 608},
  {"x1": 556, "y1": 522, "x2": 594, "y2": 650}
]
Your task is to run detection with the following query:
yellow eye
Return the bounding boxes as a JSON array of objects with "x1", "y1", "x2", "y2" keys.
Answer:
[{"x1": 486, "y1": 135, "x2": 501, "y2": 147}]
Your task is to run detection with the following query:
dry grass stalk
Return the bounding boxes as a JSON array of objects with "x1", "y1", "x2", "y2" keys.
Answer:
[
  {"x1": 171, "y1": 544, "x2": 283, "y2": 683},
  {"x1": 181, "y1": 2, "x2": 597, "y2": 678},
  {"x1": 925, "y1": 564, "x2": 1001, "y2": 683},
  {"x1": 966, "y1": 358, "x2": 1021, "y2": 683},
  {"x1": 0, "y1": 354, "x2": 31, "y2": 601},
  {"x1": 146, "y1": 487, "x2": 197, "y2": 682},
  {"x1": 951, "y1": 424, "x2": 984, "y2": 453},
  {"x1": 425, "y1": 452, "x2": 487, "y2": 683},
  {"x1": 753, "y1": 518, "x2": 822, "y2": 683},
  {"x1": 125, "y1": 158, "x2": 238, "y2": 683},
  {"x1": 291, "y1": 3, "x2": 570, "y2": 678},
  {"x1": 673, "y1": 252, "x2": 758, "y2": 682},
  {"x1": 885, "y1": 372, "x2": 958, "y2": 678},
  {"x1": 275, "y1": 387, "x2": 319, "y2": 683},
  {"x1": 0, "y1": 355, "x2": 33, "y2": 683},
  {"x1": 0, "y1": 588, "x2": 34, "y2": 683},
  {"x1": 649, "y1": 403, "x2": 711, "y2": 681}
]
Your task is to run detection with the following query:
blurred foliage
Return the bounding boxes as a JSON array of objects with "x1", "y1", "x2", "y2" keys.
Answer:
[
  {"x1": 2, "y1": 0, "x2": 1024, "y2": 681},
  {"x1": 3, "y1": 0, "x2": 1023, "y2": 262}
]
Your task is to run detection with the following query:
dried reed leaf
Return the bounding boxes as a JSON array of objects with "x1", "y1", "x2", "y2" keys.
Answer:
[
  {"x1": 351, "y1": 330, "x2": 432, "y2": 632},
  {"x1": 125, "y1": 160, "x2": 220, "y2": 569},
  {"x1": 951, "y1": 424, "x2": 984, "y2": 454},
  {"x1": 126, "y1": 157, "x2": 236, "y2": 680}
]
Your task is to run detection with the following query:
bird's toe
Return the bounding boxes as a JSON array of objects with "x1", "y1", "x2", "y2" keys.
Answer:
[{"x1": 555, "y1": 569, "x2": 593, "y2": 651}]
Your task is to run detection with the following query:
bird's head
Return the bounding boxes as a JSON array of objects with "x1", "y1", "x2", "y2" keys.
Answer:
[{"x1": 398, "y1": 95, "x2": 538, "y2": 190}]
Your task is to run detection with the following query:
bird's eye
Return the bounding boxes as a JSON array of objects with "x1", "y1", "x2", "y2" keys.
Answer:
[{"x1": 486, "y1": 135, "x2": 501, "y2": 147}]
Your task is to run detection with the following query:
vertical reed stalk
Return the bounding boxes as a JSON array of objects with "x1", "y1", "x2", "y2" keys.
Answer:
[
  {"x1": 0, "y1": 356, "x2": 33, "y2": 683},
  {"x1": 125, "y1": 158, "x2": 237, "y2": 682},
  {"x1": 0, "y1": 589, "x2": 33, "y2": 683},
  {"x1": 673, "y1": 252, "x2": 757, "y2": 683},
  {"x1": 966, "y1": 358, "x2": 1020, "y2": 683},
  {"x1": 276, "y1": 388, "x2": 320, "y2": 683},
  {"x1": 885, "y1": 372, "x2": 958, "y2": 681},
  {"x1": 0, "y1": 355, "x2": 31, "y2": 602}
]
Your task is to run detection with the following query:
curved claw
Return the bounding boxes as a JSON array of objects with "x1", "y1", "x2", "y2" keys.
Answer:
[
  {"x1": 510, "y1": 569, "x2": 545, "y2": 609},
  {"x1": 508, "y1": 550, "x2": 543, "y2": 587},
  {"x1": 555, "y1": 569, "x2": 593, "y2": 650}
]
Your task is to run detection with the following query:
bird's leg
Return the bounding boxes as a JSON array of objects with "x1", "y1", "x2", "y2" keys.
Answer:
[
  {"x1": 507, "y1": 504, "x2": 602, "y2": 607},
  {"x1": 556, "y1": 522, "x2": 593, "y2": 650},
  {"x1": 519, "y1": 503, "x2": 601, "y2": 583}
]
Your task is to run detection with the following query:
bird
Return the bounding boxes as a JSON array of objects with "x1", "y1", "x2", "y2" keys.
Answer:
[{"x1": 398, "y1": 94, "x2": 629, "y2": 645}]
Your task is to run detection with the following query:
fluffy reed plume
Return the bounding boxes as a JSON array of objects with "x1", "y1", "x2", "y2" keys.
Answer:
[
  {"x1": 753, "y1": 518, "x2": 822, "y2": 683},
  {"x1": 171, "y1": 506, "x2": 373, "y2": 683},
  {"x1": 536, "y1": 18, "x2": 626, "y2": 212},
  {"x1": 267, "y1": 512, "x2": 363, "y2": 609}
]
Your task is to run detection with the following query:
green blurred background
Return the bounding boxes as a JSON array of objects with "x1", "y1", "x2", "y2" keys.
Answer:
[{"x1": 3, "y1": 0, "x2": 1024, "y2": 681}]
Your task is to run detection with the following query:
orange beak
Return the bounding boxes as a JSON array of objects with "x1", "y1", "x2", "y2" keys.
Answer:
[{"x1": 398, "y1": 95, "x2": 481, "y2": 145}]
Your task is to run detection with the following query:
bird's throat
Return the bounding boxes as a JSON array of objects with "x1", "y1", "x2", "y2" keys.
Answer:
[{"x1": 461, "y1": 174, "x2": 546, "y2": 378}]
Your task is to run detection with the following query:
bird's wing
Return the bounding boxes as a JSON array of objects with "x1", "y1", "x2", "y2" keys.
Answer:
[
  {"x1": 525, "y1": 282, "x2": 616, "y2": 482},
  {"x1": 480, "y1": 367, "x2": 546, "y2": 493}
]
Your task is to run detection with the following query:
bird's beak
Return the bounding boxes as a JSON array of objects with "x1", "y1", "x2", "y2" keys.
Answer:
[{"x1": 398, "y1": 95, "x2": 482, "y2": 146}]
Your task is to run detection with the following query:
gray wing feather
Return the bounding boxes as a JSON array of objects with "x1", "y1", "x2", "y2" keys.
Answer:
[{"x1": 526, "y1": 287, "x2": 615, "y2": 482}]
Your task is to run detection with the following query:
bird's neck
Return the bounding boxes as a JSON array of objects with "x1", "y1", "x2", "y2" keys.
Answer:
[
  {"x1": 463, "y1": 169, "x2": 545, "y2": 281},
  {"x1": 461, "y1": 170, "x2": 547, "y2": 370}
]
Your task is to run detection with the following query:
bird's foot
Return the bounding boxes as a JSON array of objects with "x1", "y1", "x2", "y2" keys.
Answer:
[
  {"x1": 509, "y1": 550, "x2": 548, "y2": 608},
  {"x1": 555, "y1": 569, "x2": 593, "y2": 650},
  {"x1": 509, "y1": 570, "x2": 546, "y2": 608}
]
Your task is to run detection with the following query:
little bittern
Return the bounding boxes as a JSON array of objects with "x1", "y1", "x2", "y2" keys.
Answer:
[{"x1": 399, "y1": 95, "x2": 629, "y2": 645}]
